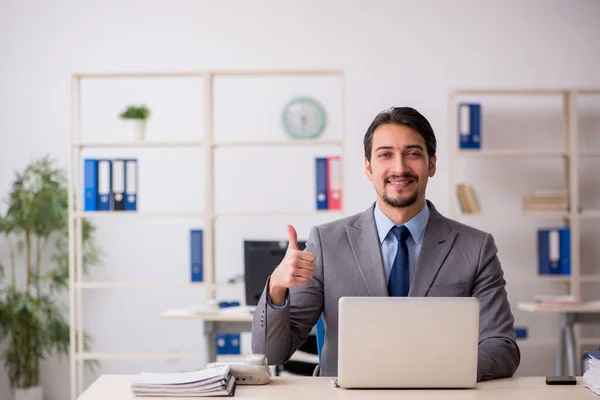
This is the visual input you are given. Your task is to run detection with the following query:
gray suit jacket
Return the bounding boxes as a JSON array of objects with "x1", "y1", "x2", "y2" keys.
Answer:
[{"x1": 251, "y1": 201, "x2": 520, "y2": 381}]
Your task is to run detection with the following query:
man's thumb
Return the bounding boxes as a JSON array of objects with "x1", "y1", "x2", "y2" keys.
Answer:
[{"x1": 287, "y1": 225, "x2": 298, "y2": 250}]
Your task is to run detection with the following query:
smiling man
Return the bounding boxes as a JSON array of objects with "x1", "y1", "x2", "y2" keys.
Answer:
[{"x1": 251, "y1": 107, "x2": 520, "y2": 382}]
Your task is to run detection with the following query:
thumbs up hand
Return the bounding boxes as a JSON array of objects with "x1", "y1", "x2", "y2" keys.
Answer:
[{"x1": 268, "y1": 225, "x2": 316, "y2": 306}]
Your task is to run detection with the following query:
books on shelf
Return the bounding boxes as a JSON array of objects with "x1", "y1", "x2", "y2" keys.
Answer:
[
  {"x1": 315, "y1": 156, "x2": 342, "y2": 211},
  {"x1": 456, "y1": 184, "x2": 479, "y2": 214},
  {"x1": 190, "y1": 229, "x2": 203, "y2": 282},
  {"x1": 458, "y1": 103, "x2": 481, "y2": 149},
  {"x1": 523, "y1": 190, "x2": 568, "y2": 212},
  {"x1": 84, "y1": 158, "x2": 138, "y2": 211},
  {"x1": 131, "y1": 365, "x2": 236, "y2": 397},
  {"x1": 537, "y1": 227, "x2": 570, "y2": 275}
]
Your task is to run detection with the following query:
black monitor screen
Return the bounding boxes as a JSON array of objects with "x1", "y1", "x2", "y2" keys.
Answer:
[{"x1": 244, "y1": 240, "x2": 306, "y2": 306}]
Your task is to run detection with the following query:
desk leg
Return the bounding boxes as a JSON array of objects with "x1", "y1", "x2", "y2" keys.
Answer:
[
  {"x1": 565, "y1": 314, "x2": 577, "y2": 376},
  {"x1": 556, "y1": 323, "x2": 565, "y2": 376},
  {"x1": 204, "y1": 321, "x2": 217, "y2": 365}
]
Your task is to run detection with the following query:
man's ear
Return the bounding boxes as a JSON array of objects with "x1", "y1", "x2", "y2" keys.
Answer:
[
  {"x1": 428, "y1": 155, "x2": 437, "y2": 177},
  {"x1": 365, "y1": 157, "x2": 372, "y2": 180}
]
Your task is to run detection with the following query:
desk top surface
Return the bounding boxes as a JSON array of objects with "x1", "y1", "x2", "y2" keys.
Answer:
[
  {"x1": 78, "y1": 375, "x2": 596, "y2": 400},
  {"x1": 518, "y1": 302, "x2": 600, "y2": 313}
]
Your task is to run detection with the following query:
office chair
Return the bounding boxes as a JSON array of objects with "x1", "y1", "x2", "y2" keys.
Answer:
[{"x1": 316, "y1": 315, "x2": 325, "y2": 361}]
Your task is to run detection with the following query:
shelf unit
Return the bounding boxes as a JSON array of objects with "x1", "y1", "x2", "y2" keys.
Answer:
[
  {"x1": 68, "y1": 69, "x2": 345, "y2": 399},
  {"x1": 448, "y1": 88, "x2": 600, "y2": 369},
  {"x1": 449, "y1": 88, "x2": 600, "y2": 293}
]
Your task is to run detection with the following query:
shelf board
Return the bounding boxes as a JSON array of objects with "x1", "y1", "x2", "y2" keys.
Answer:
[
  {"x1": 76, "y1": 211, "x2": 343, "y2": 218},
  {"x1": 507, "y1": 275, "x2": 571, "y2": 283},
  {"x1": 522, "y1": 211, "x2": 570, "y2": 218},
  {"x1": 72, "y1": 140, "x2": 203, "y2": 148},
  {"x1": 455, "y1": 211, "x2": 568, "y2": 219},
  {"x1": 456, "y1": 149, "x2": 566, "y2": 158},
  {"x1": 515, "y1": 338, "x2": 558, "y2": 346},
  {"x1": 76, "y1": 352, "x2": 204, "y2": 360},
  {"x1": 581, "y1": 275, "x2": 600, "y2": 283},
  {"x1": 72, "y1": 281, "x2": 242, "y2": 289},
  {"x1": 212, "y1": 139, "x2": 343, "y2": 148},
  {"x1": 215, "y1": 210, "x2": 344, "y2": 218},
  {"x1": 580, "y1": 210, "x2": 600, "y2": 219},
  {"x1": 579, "y1": 150, "x2": 600, "y2": 157},
  {"x1": 453, "y1": 89, "x2": 569, "y2": 96},
  {"x1": 75, "y1": 211, "x2": 204, "y2": 218},
  {"x1": 581, "y1": 338, "x2": 600, "y2": 346},
  {"x1": 73, "y1": 69, "x2": 343, "y2": 79}
]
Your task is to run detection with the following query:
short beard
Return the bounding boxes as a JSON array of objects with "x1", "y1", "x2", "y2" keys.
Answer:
[{"x1": 382, "y1": 190, "x2": 418, "y2": 208}]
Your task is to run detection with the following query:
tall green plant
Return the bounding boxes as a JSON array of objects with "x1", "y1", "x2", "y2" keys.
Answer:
[{"x1": 0, "y1": 156, "x2": 100, "y2": 389}]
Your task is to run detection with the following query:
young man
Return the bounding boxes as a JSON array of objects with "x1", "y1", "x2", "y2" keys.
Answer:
[{"x1": 251, "y1": 107, "x2": 520, "y2": 381}]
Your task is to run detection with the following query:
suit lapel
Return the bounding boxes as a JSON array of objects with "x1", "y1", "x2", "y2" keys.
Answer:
[
  {"x1": 409, "y1": 201, "x2": 457, "y2": 297},
  {"x1": 346, "y1": 205, "x2": 388, "y2": 297}
]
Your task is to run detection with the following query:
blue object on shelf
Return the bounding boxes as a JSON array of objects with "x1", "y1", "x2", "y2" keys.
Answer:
[
  {"x1": 515, "y1": 327, "x2": 528, "y2": 339},
  {"x1": 458, "y1": 103, "x2": 481, "y2": 149},
  {"x1": 217, "y1": 301, "x2": 241, "y2": 355},
  {"x1": 538, "y1": 227, "x2": 570, "y2": 275}
]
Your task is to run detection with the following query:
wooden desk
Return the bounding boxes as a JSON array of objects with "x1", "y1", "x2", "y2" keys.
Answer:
[
  {"x1": 77, "y1": 375, "x2": 596, "y2": 399},
  {"x1": 518, "y1": 302, "x2": 600, "y2": 376}
]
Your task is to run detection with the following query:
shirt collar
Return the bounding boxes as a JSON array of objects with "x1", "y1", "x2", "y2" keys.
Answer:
[{"x1": 374, "y1": 201, "x2": 430, "y2": 244}]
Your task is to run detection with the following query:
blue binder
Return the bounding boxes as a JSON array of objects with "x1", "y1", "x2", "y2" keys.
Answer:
[
  {"x1": 515, "y1": 327, "x2": 528, "y2": 339},
  {"x1": 216, "y1": 333, "x2": 228, "y2": 355},
  {"x1": 97, "y1": 159, "x2": 112, "y2": 211},
  {"x1": 84, "y1": 159, "x2": 98, "y2": 211},
  {"x1": 217, "y1": 301, "x2": 241, "y2": 355},
  {"x1": 190, "y1": 229, "x2": 203, "y2": 282},
  {"x1": 124, "y1": 158, "x2": 138, "y2": 211},
  {"x1": 458, "y1": 103, "x2": 481, "y2": 149},
  {"x1": 559, "y1": 228, "x2": 571, "y2": 275},
  {"x1": 316, "y1": 157, "x2": 328, "y2": 210},
  {"x1": 538, "y1": 227, "x2": 570, "y2": 275}
]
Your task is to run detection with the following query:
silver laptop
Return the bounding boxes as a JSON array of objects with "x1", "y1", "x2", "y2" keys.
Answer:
[{"x1": 337, "y1": 296, "x2": 479, "y2": 389}]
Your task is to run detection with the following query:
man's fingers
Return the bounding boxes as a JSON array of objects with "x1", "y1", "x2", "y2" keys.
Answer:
[
  {"x1": 292, "y1": 267, "x2": 314, "y2": 279},
  {"x1": 291, "y1": 276, "x2": 310, "y2": 286},
  {"x1": 295, "y1": 259, "x2": 316, "y2": 272},
  {"x1": 298, "y1": 251, "x2": 315, "y2": 263}
]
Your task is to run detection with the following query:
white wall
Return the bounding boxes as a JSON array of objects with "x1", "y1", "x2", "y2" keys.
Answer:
[{"x1": 1, "y1": 0, "x2": 600, "y2": 398}]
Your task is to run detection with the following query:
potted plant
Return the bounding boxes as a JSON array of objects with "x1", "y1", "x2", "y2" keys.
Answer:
[
  {"x1": 0, "y1": 156, "x2": 100, "y2": 400},
  {"x1": 119, "y1": 104, "x2": 151, "y2": 141}
]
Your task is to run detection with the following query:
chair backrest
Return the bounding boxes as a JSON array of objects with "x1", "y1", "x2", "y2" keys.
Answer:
[{"x1": 315, "y1": 315, "x2": 325, "y2": 361}]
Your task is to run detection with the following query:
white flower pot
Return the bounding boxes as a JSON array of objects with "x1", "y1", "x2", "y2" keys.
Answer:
[
  {"x1": 125, "y1": 119, "x2": 147, "y2": 141},
  {"x1": 14, "y1": 386, "x2": 43, "y2": 400}
]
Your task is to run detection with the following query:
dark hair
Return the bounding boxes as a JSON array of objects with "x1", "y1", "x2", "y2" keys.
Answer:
[{"x1": 363, "y1": 107, "x2": 437, "y2": 161}]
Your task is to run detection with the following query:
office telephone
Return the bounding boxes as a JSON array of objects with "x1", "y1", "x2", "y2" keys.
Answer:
[{"x1": 206, "y1": 354, "x2": 272, "y2": 385}]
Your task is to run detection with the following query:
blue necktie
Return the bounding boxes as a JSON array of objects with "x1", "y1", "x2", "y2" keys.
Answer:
[{"x1": 388, "y1": 225, "x2": 411, "y2": 297}]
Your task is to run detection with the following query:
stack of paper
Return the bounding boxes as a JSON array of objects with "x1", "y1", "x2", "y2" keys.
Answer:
[
  {"x1": 583, "y1": 353, "x2": 600, "y2": 395},
  {"x1": 131, "y1": 365, "x2": 236, "y2": 397}
]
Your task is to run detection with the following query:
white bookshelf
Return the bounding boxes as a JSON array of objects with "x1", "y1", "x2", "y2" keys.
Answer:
[
  {"x1": 448, "y1": 88, "x2": 600, "y2": 371},
  {"x1": 67, "y1": 69, "x2": 346, "y2": 399}
]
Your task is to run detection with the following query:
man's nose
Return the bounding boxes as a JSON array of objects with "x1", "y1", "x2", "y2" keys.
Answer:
[{"x1": 392, "y1": 155, "x2": 410, "y2": 174}]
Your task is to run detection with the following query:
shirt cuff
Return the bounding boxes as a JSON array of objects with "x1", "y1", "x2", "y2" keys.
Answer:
[{"x1": 266, "y1": 279, "x2": 289, "y2": 309}]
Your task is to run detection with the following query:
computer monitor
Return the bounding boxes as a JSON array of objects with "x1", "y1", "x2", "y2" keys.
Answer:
[{"x1": 243, "y1": 239, "x2": 306, "y2": 306}]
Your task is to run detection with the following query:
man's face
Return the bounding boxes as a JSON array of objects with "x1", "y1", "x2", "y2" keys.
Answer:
[{"x1": 365, "y1": 123, "x2": 436, "y2": 209}]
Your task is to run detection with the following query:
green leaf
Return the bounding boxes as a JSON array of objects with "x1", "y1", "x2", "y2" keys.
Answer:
[
  {"x1": 0, "y1": 155, "x2": 101, "y2": 388},
  {"x1": 119, "y1": 104, "x2": 151, "y2": 120}
]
